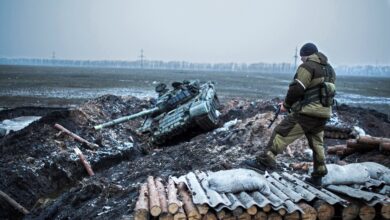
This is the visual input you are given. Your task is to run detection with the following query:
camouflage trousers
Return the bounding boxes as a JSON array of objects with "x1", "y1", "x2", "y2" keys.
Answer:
[{"x1": 259, "y1": 113, "x2": 328, "y2": 177}]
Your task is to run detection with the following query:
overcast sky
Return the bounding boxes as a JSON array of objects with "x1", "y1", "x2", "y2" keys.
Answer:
[{"x1": 0, "y1": 0, "x2": 389, "y2": 65}]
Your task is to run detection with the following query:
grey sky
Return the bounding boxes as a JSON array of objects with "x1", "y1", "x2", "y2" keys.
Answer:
[{"x1": 0, "y1": 0, "x2": 389, "y2": 65}]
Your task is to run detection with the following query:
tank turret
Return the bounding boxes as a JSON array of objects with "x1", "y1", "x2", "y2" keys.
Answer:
[{"x1": 94, "y1": 80, "x2": 220, "y2": 144}]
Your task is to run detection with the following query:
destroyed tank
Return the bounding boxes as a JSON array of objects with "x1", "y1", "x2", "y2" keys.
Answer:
[{"x1": 94, "y1": 80, "x2": 220, "y2": 144}]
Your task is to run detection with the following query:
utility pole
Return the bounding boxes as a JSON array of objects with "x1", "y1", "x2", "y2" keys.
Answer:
[
  {"x1": 293, "y1": 47, "x2": 298, "y2": 71},
  {"x1": 139, "y1": 49, "x2": 145, "y2": 69}
]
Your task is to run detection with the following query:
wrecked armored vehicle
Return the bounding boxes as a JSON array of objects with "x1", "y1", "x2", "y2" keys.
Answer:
[{"x1": 94, "y1": 80, "x2": 220, "y2": 144}]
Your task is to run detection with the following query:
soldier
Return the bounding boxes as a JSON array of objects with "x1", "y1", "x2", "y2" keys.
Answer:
[
  {"x1": 155, "y1": 83, "x2": 168, "y2": 97},
  {"x1": 244, "y1": 43, "x2": 336, "y2": 186}
]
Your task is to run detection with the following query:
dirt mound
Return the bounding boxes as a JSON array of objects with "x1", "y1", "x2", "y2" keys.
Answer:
[{"x1": 0, "y1": 96, "x2": 388, "y2": 219}]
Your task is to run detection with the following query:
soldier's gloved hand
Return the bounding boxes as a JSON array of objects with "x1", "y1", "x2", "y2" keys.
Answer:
[{"x1": 279, "y1": 102, "x2": 288, "y2": 113}]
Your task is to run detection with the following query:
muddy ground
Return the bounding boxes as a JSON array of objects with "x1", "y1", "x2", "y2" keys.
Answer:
[{"x1": 0, "y1": 95, "x2": 389, "y2": 219}]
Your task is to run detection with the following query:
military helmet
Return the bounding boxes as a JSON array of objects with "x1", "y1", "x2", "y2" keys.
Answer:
[
  {"x1": 155, "y1": 83, "x2": 167, "y2": 93},
  {"x1": 172, "y1": 81, "x2": 183, "y2": 89}
]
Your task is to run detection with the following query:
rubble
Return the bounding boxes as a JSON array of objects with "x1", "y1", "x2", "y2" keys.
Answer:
[{"x1": 0, "y1": 95, "x2": 389, "y2": 219}]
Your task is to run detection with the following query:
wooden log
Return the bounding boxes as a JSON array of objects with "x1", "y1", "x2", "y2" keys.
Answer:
[
  {"x1": 289, "y1": 162, "x2": 312, "y2": 171},
  {"x1": 177, "y1": 182, "x2": 201, "y2": 220},
  {"x1": 262, "y1": 204, "x2": 271, "y2": 212},
  {"x1": 327, "y1": 145, "x2": 348, "y2": 154},
  {"x1": 167, "y1": 178, "x2": 181, "y2": 214},
  {"x1": 0, "y1": 190, "x2": 30, "y2": 215},
  {"x1": 342, "y1": 203, "x2": 360, "y2": 220},
  {"x1": 253, "y1": 211, "x2": 267, "y2": 220},
  {"x1": 325, "y1": 125, "x2": 351, "y2": 133},
  {"x1": 216, "y1": 209, "x2": 226, "y2": 219},
  {"x1": 277, "y1": 208, "x2": 286, "y2": 216},
  {"x1": 160, "y1": 214, "x2": 173, "y2": 220},
  {"x1": 232, "y1": 207, "x2": 244, "y2": 217},
  {"x1": 155, "y1": 177, "x2": 169, "y2": 219},
  {"x1": 202, "y1": 212, "x2": 217, "y2": 220},
  {"x1": 336, "y1": 148, "x2": 356, "y2": 157},
  {"x1": 379, "y1": 142, "x2": 390, "y2": 153},
  {"x1": 74, "y1": 147, "x2": 94, "y2": 176},
  {"x1": 358, "y1": 135, "x2": 390, "y2": 145},
  {"x1": 174, "y1": 206, "x2": 186, "y2": 220},
  {"x1": 196, "y1": 204, "x2": 209, "y2": 215},
  {"x1": 284, "y1": 211, "x2": 300, "y2": 220},
  {"x1": 339, "y1": 132, "x2": 346, "y2": 139},
  {"x1": 54, "y1": 123, "x2": 98, "y2": 149},
  {"x1": 359, "y1": 205, "x2": 376, "y2": 220},
  {"x1": 381, "y1": 204, "x2": 390, "y2": 219},
  {"x1": 221, "y1": 211, "x2": 233, "y2": 220},
  {"x1": 313, "y1": 200, "x2": 335, "y2": 220},
  {"x1": 246, "y1": 205, "x2": 257, "y2": 215},
  {"x1": 338, "y1": 133, "x2": 345, "y2": 139},
  {"x1": 135, "y1": 183, "x2": 149, "y2": 220},
  {"x1": 346, "y1": 139, "x2": 358, "y2": 147},
  {"x1": 338, "y1": 133, "x2": 344, "y2": 139},
  {"x1": 346, "y1": 139, "x2": 377, "y2": 151},
  {"x1": 298, "y1": 202, "x2": 317, "y2": 220},
  {"x1": 147, "y1": 176, "x2": 162, "y2": 217},
  {"x1": 267, "y1": 212, "x2": 282, "y2": 220},
  {"x1": 237, "y1": 212, "x2": 251, "y2": 220}
]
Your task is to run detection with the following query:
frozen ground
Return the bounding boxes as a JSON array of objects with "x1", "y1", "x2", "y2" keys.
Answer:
[
  {"x1": 0, "y1": 95, "x2": 388, "y2": 219},
  {"x1": 0, "y1": 65, "x2": 389, "y2": 115}
]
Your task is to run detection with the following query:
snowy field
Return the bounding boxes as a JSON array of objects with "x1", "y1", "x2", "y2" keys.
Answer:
[{"x1": 0, "y1": 65, "x2": 389, "y2": 115}]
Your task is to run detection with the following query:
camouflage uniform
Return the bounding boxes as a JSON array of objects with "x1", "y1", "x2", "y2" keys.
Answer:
[{"x1": 258, "y1": 51, "x2": 336, "y2": 178}]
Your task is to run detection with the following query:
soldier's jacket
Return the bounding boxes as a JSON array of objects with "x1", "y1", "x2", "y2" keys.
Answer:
[{"x1": 283, "y1": 52, "x2": 336, "y2": 118}]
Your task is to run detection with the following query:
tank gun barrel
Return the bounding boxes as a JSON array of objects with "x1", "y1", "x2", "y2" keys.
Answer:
[{"x1": 94, "y1": 107, "x2": 159, "y2": 130}]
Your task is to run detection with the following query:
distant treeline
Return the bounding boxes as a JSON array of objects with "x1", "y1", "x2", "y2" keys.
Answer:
[{"x1": 1, "y1": 57, "x2": 389, "y2": 76}]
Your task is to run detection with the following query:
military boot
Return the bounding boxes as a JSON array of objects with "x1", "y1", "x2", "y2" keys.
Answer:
[
  {"x1": 242, "y1": 151, "x2": 277, "y2": 171},
  {"x1": 314, "y1": 164, "x2": 328, "y2": 177},
  {"x1": 304, "y1": 176, "x2": 322, "y2": 187},
  {"x1": 256, "y1": 151, "x2": 277, "y2": 169}
]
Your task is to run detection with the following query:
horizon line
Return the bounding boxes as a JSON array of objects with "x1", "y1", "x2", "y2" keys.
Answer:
[{"x1": 1, "y1": 56, "x2": 389, "y2": 67}]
